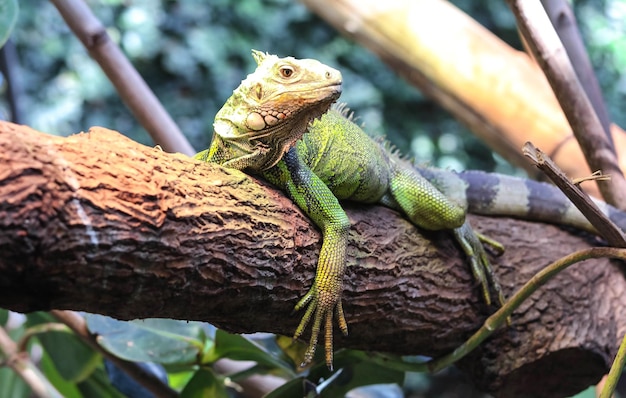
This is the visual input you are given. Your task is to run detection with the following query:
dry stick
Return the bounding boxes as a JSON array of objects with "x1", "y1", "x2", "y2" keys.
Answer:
[
  {"x1": 0, "y1": 40, "x2": 24, "y2": 124},
  {"x1": 49, "y1": 0, "x2": 195, "y2": 156},
  {"x1": 523, "y1": 141, "x2": 626, "y2": 396},
  {"x1": 523, "y1": 142, "x2": 626, "y2": 247},
  {"x1": 507, "y1": 0, "x2": 626, "y2": 210},
  {"x1": 541, "y1": 0, "x2": 614, "y2": 147},
  {"x1": 0, "y1": 326, "x2": 63, "y2": 398},
  {"x1": 50, "y1": 311, "x2": 179, "y2": 398}
]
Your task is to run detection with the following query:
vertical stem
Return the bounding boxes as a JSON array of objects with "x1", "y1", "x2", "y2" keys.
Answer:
[
  {"x1": 600, "y1": 332, "x2": 626, "y2": 398},
  {"x1": 507, "y1": 0, "x2": 626, "y2": 209},
  {"x1": 541, "y1": 0, "x2": 613, "y2": 147},
  {"x1": 50, "y1": 0, "x2": 195, "y2": 156}
]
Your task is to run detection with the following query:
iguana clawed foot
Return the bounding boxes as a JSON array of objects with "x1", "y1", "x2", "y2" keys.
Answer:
[
  {"x1": 293, "y1": 283, "x2": 348, "y2": 370},
  {"x1": 453, "y1": 222, "x2": 506, "y2": 308}
]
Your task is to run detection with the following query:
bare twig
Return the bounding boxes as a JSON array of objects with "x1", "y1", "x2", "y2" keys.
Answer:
[
  {"x1": 0, "y1": 326, "x2": 63, "y2": 398},
  {"x1": 523, "y1": 141, "x2": 626, "y2": 247},
  {"x1": 49, "y1": 0, "x2": 195, "y2": 156},
  {"x1": 507, "y1": 0, "x2": 626, "y2": 210},
  {"x1": 541, "y1": 0, "x2": 613, "y2": 147},
  {"x1": 17, "y1": 323, "x2": 71, "y2": 352}
]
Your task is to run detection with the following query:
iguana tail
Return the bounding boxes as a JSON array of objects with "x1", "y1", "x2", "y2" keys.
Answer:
[{"x1": 417, "y1": 167, "x2": 626, "y2": 234}]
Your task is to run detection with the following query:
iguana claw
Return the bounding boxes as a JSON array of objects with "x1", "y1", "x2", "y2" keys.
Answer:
[
  {"x1": 453, "y1": 222, "x2": 506, "y2": 308},
  {"x1": 293, "y1": 284, "x2": 348, "y2": 370}
]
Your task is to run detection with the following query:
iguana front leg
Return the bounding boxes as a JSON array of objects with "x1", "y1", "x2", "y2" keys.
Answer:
[
  {"x1": 194, "y1": 134, "x2": 272, "y2": 171},
  {"x1": 263, "y1": 147, "x2": 350, "y2": 369}
]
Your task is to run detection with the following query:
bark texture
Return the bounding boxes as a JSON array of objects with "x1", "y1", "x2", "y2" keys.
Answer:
[{"x1": 1, "y1": 121, "x2": 625, "y2": 397}]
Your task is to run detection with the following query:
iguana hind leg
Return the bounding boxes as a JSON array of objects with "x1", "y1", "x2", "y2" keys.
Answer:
[
  {"x1": 387, "y1": 165, "x2": 505, "y2": 307},
  {"x1": 453, "y1": 222, "x2": 505, "y2": 307}
]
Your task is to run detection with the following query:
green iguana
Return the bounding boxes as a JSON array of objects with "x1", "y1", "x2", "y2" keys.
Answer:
[{"x1": 195, "y1": 50, "x2": 626, "y2": 369}]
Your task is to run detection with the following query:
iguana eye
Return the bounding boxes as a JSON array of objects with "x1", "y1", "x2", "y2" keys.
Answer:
[
  {"x1": 254, "y1": 83, "x2": 263, "y2": 100},
  {"x1": 279, "y1": 66, "x2": 294, "y2": 78}
]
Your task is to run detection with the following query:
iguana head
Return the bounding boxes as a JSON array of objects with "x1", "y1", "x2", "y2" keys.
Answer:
[{"x1": 211, "y1": 50, "x2": 342, "y2": 171}]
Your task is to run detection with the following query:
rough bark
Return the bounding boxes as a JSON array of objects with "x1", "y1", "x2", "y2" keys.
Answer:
[{"x1": 1, "y1": 121, "x2": 625, "y2": 397}]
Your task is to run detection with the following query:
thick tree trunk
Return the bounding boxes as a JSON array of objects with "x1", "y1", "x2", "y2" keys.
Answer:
[{"x1": 1, "y1": 121, "x2": 624, "y2": 397}]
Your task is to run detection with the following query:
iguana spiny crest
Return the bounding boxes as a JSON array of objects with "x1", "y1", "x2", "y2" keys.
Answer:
[{"x1": 202, "y1": 50, "x2": 342, "y2": 171}]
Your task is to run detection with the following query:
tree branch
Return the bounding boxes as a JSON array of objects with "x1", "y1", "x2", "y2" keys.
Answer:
[
  {"x1": 507, "y1": 0, "x2": 626, "y2": 209},
  {"x1": 0, "y1": 326, "x2": 63, "y2": 398},
  {"x1": 1, "y1": 121, "x2": 625, "y2": 397},
  {"x1": 541, "y1": 0, "x2": 613, "y2": 146}
]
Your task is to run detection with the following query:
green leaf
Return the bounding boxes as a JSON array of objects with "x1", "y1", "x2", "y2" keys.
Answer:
[
  {"x1": 26, "y1": 313, "x2": 101, "y2": 383},
  {"x1": 164, "y1": 369, "x2": 195, "y2": 391},
  {"x1": 86, "y1": 315, "x2": 209, "y2": 366},
  {"x1": 39, "y1": 351, "x2": 82, "y2": 398},
  {"x1": 0, "y1": 309, "x2": 8, "y2": 326},
  {"x1": 0, "y1": 366, "x2": 29, "y2": 398},
  {"x1": 180, "y1": 368, "x2": 228, "y2": 398},
  {"x1": 264, "y1": 376, "x2": 318, "y2": 398},
  {"x1": 0, "y1": 0, "x2": 17, "y2": 47},
  {"x1": 206, "y1": 330, "x2": 292, "y2": 371},
  {"x1": 76, "y1": 368, "x2": 126, "y2": 398},
  {"x1": 302, "y1": 350, "x2": 405, "y2": 398},
  {"x1": 275, "y1": 335, "x2": 307, "y2": 368}
]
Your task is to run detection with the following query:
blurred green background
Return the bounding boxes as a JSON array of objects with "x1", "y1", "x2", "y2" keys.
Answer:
[{"x1": 3, "y1": 0, "x2": 624, "y2": 175}]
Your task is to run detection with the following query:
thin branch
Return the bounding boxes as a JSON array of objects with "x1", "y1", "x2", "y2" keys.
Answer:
[
  {"x1": 507, "y1": 0, "x2": 626, "y2": 209},
  {"x1": 523, "y1": 141, "x2": 626, "y2": 247},
  {"x1": 0, "y1": 326, "x2": 63, "y2": 398},
  {"x1": 541, "y1": 0, "x2": 613, "y2": 147},
  {"x1": 17, "y1": 323, "x2": 71, "y2": 352},
  {"x1": 0, "y1": 39, "x2": 24, "y2": 124},
  {"x1": 429, "y1": 247, "x2": 626, "y2": 372},
  {"x1": 49, "y1": 0, "x2": 195, "y2": 156}
]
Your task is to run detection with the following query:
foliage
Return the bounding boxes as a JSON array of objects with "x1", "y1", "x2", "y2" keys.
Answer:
[{"x1": 0, "y1": 0, "x2": 17, "y2": 48}]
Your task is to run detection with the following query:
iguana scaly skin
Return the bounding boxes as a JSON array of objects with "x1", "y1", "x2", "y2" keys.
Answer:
[{"x1": 196, "y1": 51, "x2": 505, "y2": 369}]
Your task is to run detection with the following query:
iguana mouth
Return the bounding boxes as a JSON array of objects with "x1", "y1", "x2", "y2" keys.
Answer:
[{"x1": 281, "y1": 82, "x2": 342, "y2": 96}]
